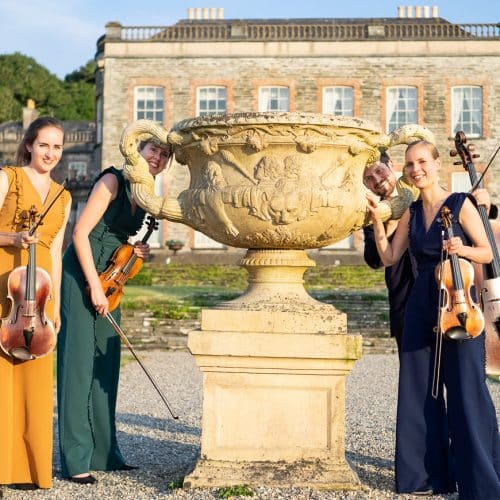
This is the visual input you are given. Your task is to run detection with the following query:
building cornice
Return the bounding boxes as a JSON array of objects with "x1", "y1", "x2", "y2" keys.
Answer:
[{"x1": 103, "y1": 39, "x2": 500, "y2": 59}]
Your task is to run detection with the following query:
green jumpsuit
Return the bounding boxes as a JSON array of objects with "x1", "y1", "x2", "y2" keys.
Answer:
[{"x1": 57, "y1": 167, "x2": 145, "y2": 478}]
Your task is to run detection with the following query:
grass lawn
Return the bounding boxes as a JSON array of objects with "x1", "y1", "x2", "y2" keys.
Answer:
[{"x1": 121, "y1": 263, "x2": 387, "y2": 320}]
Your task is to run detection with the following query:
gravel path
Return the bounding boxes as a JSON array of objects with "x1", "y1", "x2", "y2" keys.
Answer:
[{"x1": 3, "y1": 350, "x2": 499, "y2": 499}]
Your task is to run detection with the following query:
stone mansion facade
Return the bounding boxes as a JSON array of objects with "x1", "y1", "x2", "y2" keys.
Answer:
[{"x1": 94, "y1": 6, "x2": 500, "y2": 254}]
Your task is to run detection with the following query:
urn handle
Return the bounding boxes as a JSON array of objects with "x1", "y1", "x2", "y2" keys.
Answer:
[{"x1": 120, "y1": 120, "x2": 185, "y2": 223}]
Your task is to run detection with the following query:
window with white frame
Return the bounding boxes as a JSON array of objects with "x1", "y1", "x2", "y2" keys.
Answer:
[
  {"x1": 386, "y1": 87, "x2": 417, "y2": 132},
  {"x1": 323, "y1": 234, "x2": 354, "y2": 250},
  {"x1": 197, "y1": 86, "x2": 227, "y2": 116},
  {"x1": 68, "y1": 161, "x2": 87, "y2": 180},
  {"x1": 194, "y1": 231, "x2": 224, "y2": 249},
  {"x1": 322, "y1": 86, "x2": 354, "y2": 116},
  {"x1": 134, "y1": 86, "x2": 164, "y2": 122},
  {"x1": 452, "y1": 86, "x2": 483, "y2": 138},
  {"x1": 258, "y1": 86, "x2": 289, "y2": 112},
  {"x1": 451, "y1": 172, "x2": 472, "y2": 192}
]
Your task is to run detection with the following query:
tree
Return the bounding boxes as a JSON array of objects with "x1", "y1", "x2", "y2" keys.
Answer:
[
  {"x1": 65, "y1": 60, "x2": 96, "y2": 85},
  {"x1": 63, "y1": 60, "x2": 96, "y2": 120},
  {"x1": 0, "y1": 53, "x2": 96, "y2": 122},
  {"x1": 0, "y1": 85, "x2": 21, "y2": 123}
]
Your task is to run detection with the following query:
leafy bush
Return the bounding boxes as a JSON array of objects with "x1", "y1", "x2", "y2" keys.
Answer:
[
  {"x1": 218, "y1": 484, "x2": 254, "y2": 498},
  {"x1": 128, "y1": 267, "x2": 153, "y2": 286}
]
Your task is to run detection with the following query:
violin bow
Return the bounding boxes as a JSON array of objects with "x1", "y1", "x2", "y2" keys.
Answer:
[
  {"x1": 469, "y1": 142, "x2": 500, "y2": 193},
  {"x1": 105, "y1": 312, "x2": 179, "y2": 420},
  {"x1": 29, "y1": 179, "x2": 68, "y2": 236},
  {"x1": 432, "y1": 228, "x2": 446, "y2": 399}
]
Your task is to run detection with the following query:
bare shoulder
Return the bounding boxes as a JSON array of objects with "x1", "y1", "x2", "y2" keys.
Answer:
[
  {"x1": 460, "y1": 196, "x2": 479, "y2": 217},
  {"x1": 91, "y1": 172, "x2": 119, "y2": 199}
]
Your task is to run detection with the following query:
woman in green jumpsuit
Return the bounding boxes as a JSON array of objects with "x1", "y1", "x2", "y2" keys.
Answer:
[{"x1": 57, "y1": 139, "x2": 170, "y2": 484}]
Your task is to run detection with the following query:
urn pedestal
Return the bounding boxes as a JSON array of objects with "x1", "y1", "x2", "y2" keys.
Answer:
[{"x1": 184, "y1": 249, "x2": 362, "y2": 489}]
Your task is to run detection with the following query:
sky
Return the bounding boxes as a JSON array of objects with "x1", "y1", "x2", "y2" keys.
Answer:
[{"x1": 1, "y1": 0, "x2": 499, "y2": 79}]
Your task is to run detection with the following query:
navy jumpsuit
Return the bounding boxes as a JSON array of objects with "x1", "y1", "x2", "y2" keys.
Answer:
[{"x1": 396, "y1": 192, "x2": 500, "y2": 498}]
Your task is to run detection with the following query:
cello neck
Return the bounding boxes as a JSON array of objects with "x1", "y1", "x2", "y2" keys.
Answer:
[
  {"x1": 453, "y1": 132, "x2": 500, "y2": 279},
  {"x1": 464, "y1": 160, "x2": 500, "y2": 278}
]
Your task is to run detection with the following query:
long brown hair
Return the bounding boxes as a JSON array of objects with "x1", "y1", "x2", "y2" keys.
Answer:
[{"x1": 15, "y1": 116, "x2": 65, "y2": 166}]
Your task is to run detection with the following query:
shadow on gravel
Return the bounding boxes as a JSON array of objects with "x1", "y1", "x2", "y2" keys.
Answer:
[
  {"x1": 117, "y1": 411, "x2": 201, "y2": 436},
  {"x1": 347, "y1": 451, "x2": 394, "y2": 491}
]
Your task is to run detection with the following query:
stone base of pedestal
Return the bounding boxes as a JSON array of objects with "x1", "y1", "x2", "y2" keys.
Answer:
[
  {"x1": 187, "y1": 327, "x2": 362, "y2": 491},
  {"x1": 184, "y1": 458, "x2": 362, "y2": 490}
]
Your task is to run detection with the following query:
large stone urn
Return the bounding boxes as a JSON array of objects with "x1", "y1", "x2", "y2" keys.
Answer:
[{"x1": 121, "y1": 113, "x2": 432, "y2": 490}]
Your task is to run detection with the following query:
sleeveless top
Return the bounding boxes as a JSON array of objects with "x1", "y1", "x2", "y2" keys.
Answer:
[
  {"x1": 409, "y1": 192, "x2": 471, "y2": 275},
  {"x1": 63, "y1": 166, "x2": 145, "y2": 275}
]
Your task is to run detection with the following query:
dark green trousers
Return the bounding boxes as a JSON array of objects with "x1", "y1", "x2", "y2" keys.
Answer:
[{"x1": 57, "y1": 249, "x2": 125, "y2": 477}]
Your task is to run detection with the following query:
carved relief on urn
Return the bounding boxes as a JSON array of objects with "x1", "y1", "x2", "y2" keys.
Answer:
[{"x1": 121, "y1": 113, "x2": 431, "y2": 249}]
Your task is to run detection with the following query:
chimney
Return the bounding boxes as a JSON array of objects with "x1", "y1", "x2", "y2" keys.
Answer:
[
  {"x1": 406, "y1": 5, "x2": 414, "y2": 18},
  {"x1": 431, "y1": 5, "x2": 439, "y2": 18},
  {"x1": 23, "y1": 99, "x2": 39, "y2": 130},
  {"x1": 397, "y1": 5, "x2": 405, "y2": 18},
  {"x1": 423, "y1": 5, "x2": 430, "y2": 18},
  {"x1": 415, "y1": 6, "x2": 422, "y2": 18},
  {"x1": 187, "y1": 7, "x2": 224, "y2": 20}
]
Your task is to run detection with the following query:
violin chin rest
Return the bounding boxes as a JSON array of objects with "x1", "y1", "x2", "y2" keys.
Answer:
[
  {"x1": 445, "y1": 326, "x2": 471, "y2": 341},
  {"x1": 10, "y1": 347, "x2": 35, "y2": 361}
]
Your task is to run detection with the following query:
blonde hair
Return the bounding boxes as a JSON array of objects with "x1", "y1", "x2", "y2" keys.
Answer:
[{"x1": 405, "y1": 140, "x2": 439, "y2": 160}]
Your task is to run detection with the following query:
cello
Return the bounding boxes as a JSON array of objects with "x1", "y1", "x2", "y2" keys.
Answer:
[
  {"x1": 450, "y1": 132, "x2": 500, "y2": 373},
  {"x1": 435, "y1": 206, "x2": 485, "y2": 341},
  {"x1": 98, "y1": 215, "x2": 158, "y2": 312},
  {"x1": 0, "y1": 206, "x2": 56, "y2": 360}
]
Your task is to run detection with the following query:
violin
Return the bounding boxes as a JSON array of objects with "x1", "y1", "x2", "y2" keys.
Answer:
[
  {"x1": 0, "y1": 206, "x2": 56, "y2": 360},
  {"x1": 98, "y1": 215, "x2": 158, "y2": 312},
  {"x1": 435, "y1": 206, "x2": 484, "y2": 341}
]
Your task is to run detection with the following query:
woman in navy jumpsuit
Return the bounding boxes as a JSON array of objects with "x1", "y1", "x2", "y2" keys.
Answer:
[{"x1": 367, "y1": 140, "x2": 500, "y2": 499}]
